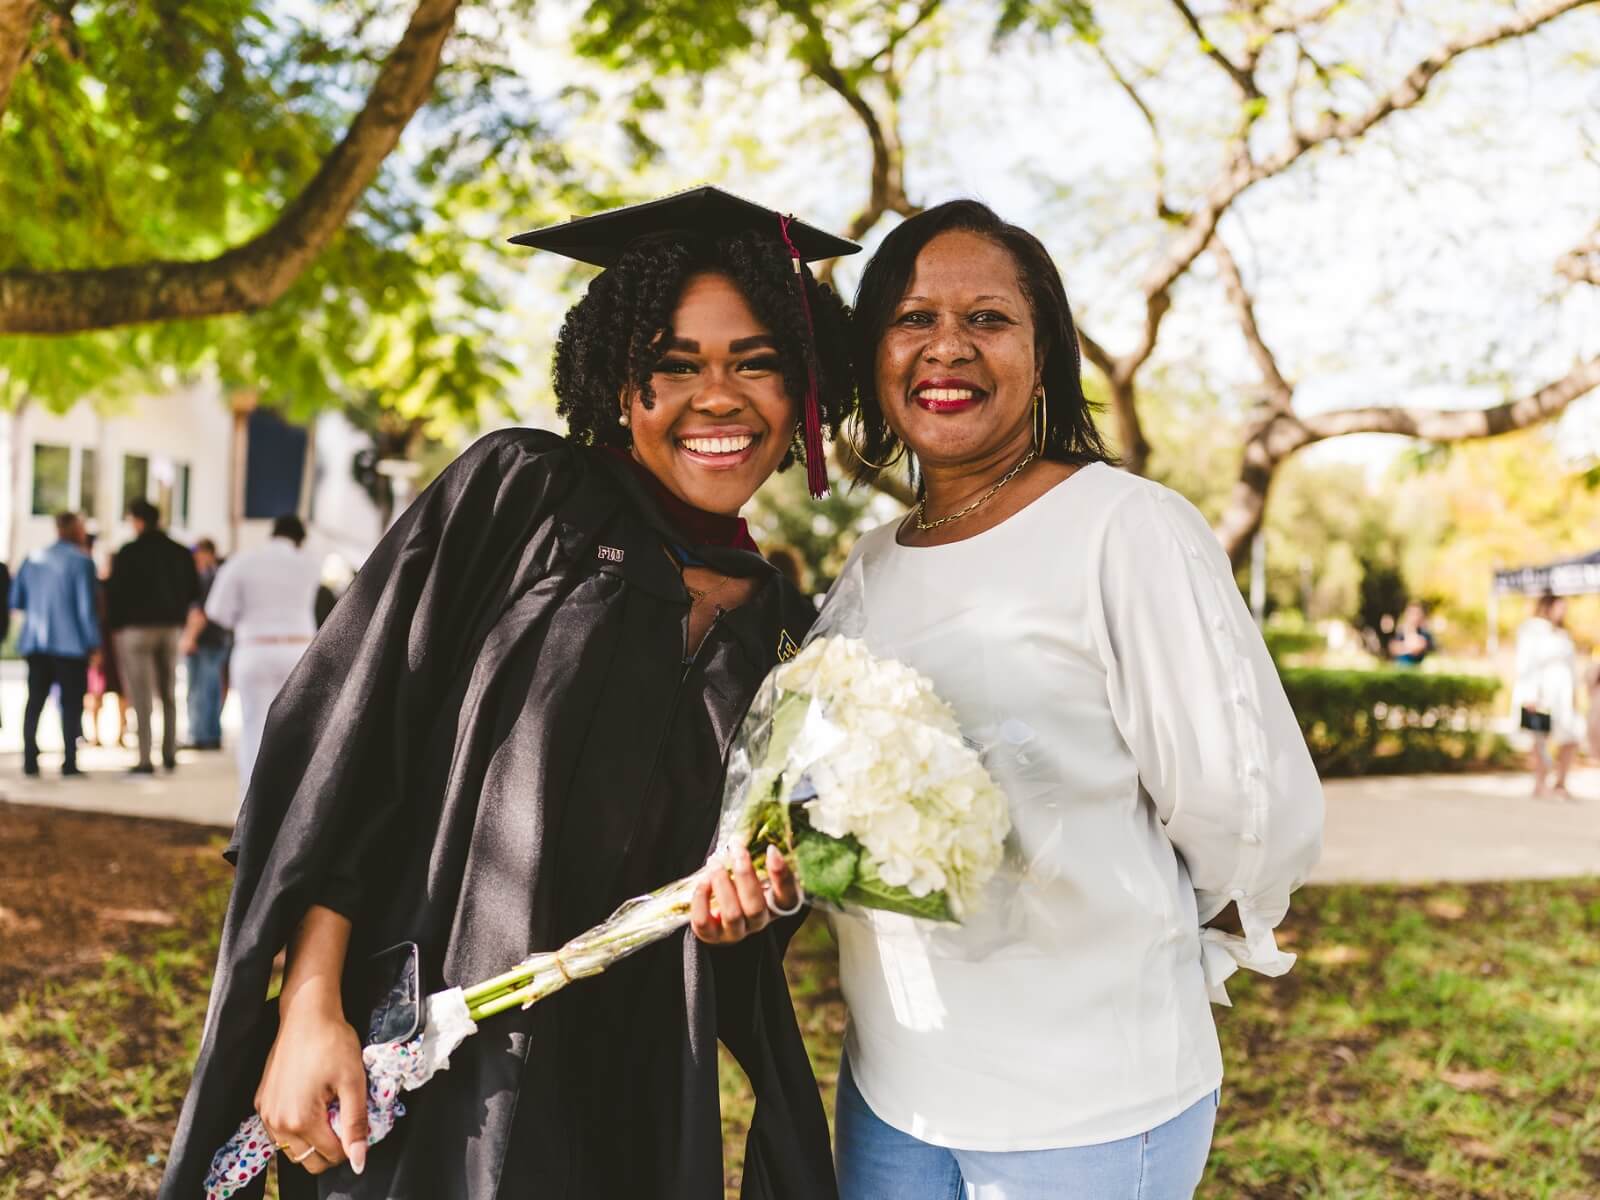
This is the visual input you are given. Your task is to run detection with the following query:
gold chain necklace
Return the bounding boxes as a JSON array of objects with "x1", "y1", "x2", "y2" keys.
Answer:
[
  {"x1": 912, "y1": 449, "x2": 1038, "y2": 532},
  {"x1": 684, "y1": 573, "x2": 741, "y2": 606}
]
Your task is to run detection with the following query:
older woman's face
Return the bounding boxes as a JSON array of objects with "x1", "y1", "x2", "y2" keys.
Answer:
[
  {"x1": 874, "y1": 230, "x2": 1039, "y2": 469},
  {"x1": 627, "y1": 271, "x2": 798, "y2": 515}
]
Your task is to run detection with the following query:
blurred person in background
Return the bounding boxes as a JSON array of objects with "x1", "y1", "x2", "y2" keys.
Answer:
[
  {"x1": 1513, "y1": 593, "x2": 1581, "y2": 801},
  {"x1": 179, "y1": 537, "x2": 229, "y2": 751},
  {"x1": 10, "y1": 512, "x2": 100, "y2": 778},
  {"x1": 0, "y1": 559, "x2": 10, "y2": 732},
  {"x1": 81, "y1": 530, "x2": 129, "y2": 749},
  {"x1": 203, "y1": 515, "x2": 321, "y2": 803},
  {"x1": 108, "y1": 498, "x2": 201, "y2": 774},
  {"x1": 1387, "y1": 601, "x2": 1435, "y2": 667},
  {"x1": 1587, "y1": 653, "x2": 1600, "y2": 762}
]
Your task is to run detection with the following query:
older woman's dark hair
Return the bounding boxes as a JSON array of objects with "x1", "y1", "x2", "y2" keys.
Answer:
[
  {"x1": 848, "y1": 199, "x2": 1113, "y2": 480},
  {"x1": 554, "y1": 229, "x2": 853, "y2": 474}
]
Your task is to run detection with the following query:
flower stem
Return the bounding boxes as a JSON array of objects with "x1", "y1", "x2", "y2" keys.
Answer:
[{"x1": 457, "y1": 821, "x2": 797, "y2": 1024}]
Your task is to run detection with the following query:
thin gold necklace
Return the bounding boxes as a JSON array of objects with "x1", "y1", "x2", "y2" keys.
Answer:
[
  {"x1": 684, "y1": 573, "x2": 740, "y2": 606},
  {"x1": 912, "y1": 449, "x2": 1037, "y2": 532}
]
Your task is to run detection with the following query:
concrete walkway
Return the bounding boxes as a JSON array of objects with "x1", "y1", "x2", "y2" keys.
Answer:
[
  {"x1": 1317, "y1": 767, "x2": 1600, "y2": 884},
  {"x1": 1, "y1": 661, "x2": 1598, "y2": 884},
  {"x1": 0, "y1": 659, "x2": 242, "y2": 828}
]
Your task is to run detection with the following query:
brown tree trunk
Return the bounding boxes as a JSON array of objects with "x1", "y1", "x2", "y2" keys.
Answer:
[
  {"x1": 1107, "y1": 374, "x2": 1150, "y2": 476},
  {"x1": 1214, "y1": 413, "x2": 1317, "y2": 570},
  {"x1": 0, "y1": 0, "x2": 460, "y2": 334},
  {"x1": 1215, "y1": 437, "x2": 1277, "y2": 571},
  {"x1": 0, "y1": 0, "x2": 38, "y2": 118}
]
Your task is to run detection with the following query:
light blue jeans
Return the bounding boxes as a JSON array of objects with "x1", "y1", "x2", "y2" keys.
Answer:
[{"x1": 836, "y1": 1056, "x2": 1218, "y2": 1199}]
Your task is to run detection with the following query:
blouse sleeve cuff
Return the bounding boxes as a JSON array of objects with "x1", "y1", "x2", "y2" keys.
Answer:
[{"x1": 1198, "y1": 909, "x2": 1298, "y2": 1007}]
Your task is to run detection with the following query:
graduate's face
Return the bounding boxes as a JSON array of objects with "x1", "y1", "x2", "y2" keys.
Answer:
[
  {"x1": 873, "y1": 230, "x2": 1041, "y2": 471},
  {"x1": 626, "y1": 271, "x2": 798, "y2": 515}
]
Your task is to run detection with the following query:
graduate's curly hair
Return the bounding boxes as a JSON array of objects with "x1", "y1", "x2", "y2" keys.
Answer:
[{"x1": 554, "y1": 230, "x2": 854, "y2": 471}]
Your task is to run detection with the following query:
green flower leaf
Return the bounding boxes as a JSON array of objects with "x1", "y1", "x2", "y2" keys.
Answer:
[
  {"x1": 843, "y1": 859, "x2": 955, "y2": 924},
  {"x1": 791, "y1": 827, "x2": 860, "y2": 904}
]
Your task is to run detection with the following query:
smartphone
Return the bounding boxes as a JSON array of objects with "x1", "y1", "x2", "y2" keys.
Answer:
[{"x1": 359, "y1": 941, "x2": 424, "y2": 1048}]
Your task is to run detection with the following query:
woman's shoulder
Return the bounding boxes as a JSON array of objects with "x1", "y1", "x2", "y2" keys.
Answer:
[{"x1": 452, "y1": 426, "x2": 579, "y2": 473}]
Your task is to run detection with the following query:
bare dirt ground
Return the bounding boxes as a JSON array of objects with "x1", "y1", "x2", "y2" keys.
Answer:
[{"x1": 0, "y1": 801, "x2": 230, "y2": 1008}]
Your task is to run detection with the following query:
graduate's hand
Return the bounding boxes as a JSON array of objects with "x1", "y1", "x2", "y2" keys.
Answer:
[
  {"x1": 256, "y1": 1000, "x2": 370, "y2": 1176},
  {"x1": 690, "y1": 846, "x2": 799, "y2": 945}
]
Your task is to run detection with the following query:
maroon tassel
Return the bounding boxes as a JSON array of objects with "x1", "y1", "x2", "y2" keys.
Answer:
[{"x1": 778, "y1": 215, "x2": 830, "y2": 499}]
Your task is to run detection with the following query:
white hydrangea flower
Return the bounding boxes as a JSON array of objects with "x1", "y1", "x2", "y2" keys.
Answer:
[{"x1": 774, "y1": 637, "x2": 1010, "y2": 917}]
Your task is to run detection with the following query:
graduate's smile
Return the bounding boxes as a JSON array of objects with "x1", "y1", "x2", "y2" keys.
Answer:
[{"x1": 676, "y1": 427, "x2": 762, "y2": 470}]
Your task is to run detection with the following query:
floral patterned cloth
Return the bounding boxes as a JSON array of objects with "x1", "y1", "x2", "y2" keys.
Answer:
[{"x1": 203, "y1": 989, "x2": 476, "y2": 1199}]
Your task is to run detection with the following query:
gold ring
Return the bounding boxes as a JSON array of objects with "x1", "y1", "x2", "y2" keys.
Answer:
[
  {"x1": 274, "y1": 1141, "x2": 291, "y2": 1152},
  {"x1": 289, "y1": 1145, "x2": 318, "y2": 1165}
]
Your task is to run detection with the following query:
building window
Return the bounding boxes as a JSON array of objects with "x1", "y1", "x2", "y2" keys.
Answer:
[
  {"x1": 31, "y1": 444, "x2": 71, "y2": 516},
  {"x1": 80, "y1": 448, "x2": 98, "y2": 522},
  {"x1": 122, "y1": 454, "x2": 149, "y2": 516}
]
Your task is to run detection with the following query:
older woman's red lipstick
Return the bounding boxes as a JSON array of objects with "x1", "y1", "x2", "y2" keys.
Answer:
[{"x1": 913, "y1": 379, "x2": 987, "y2": 413}]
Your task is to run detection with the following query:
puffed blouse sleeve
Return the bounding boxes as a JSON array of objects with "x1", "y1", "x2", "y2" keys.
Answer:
[{"x1": 1090, "y1": 482, "x2": 1324, "y2": 1006}]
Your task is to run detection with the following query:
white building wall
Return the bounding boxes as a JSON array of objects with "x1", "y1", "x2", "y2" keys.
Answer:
[
  {"x1": 5, "y1": 380, "x2": 233, "y2": 567},
  {"x1": 305, "y1": 413, "x2": 386, "y2": 576},
  {"x1": 3, "y1": 384, "x2": 387, "y2": 582}
]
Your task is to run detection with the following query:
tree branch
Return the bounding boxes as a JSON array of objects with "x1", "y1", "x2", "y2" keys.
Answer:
[
  {"x1": 1558, "y1": 227, "x2": 1600, "y2": 285},
  {"x1": 1301, "y1": 357, "x2": 1600, "y2": 440},
  {"x1": 1212, "y1": 355, "x2": 1600, "y2": 566},
  {"x1": 0, "y1": 0, "x2": 460, "y2": 334},
  {"x1": 1077, "y1": 325, "x2": 1116, "y2": 379},
  {"x1": 1141, "y1": 0, "x2": 1597, "y2": 317},
  {"x1": 869, "y1": 0, "x2": 941, "y2": 70},
  {"x1": 0, "y1": 0, "x2": 39, "y2": 117},
  {"x1": 1211, "y1": 235, "x2": 1293, "y2": 407},
  {"x1": 779, "y1": 0, "x2": 913, "y2": 244},
  {"x1": 1166, "y1": 0, "x2": 1261, "y2": 98},
  {"x1": 1090, "y1": 40, "x2": 1180, "y2": 219}
]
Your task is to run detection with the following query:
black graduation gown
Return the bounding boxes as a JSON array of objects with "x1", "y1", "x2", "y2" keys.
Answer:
[{"x1": 160, "y1": 429, "x2": 837, "y2": 1200}]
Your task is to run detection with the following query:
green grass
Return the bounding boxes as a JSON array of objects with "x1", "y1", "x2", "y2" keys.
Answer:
[
  {"x1": 3, "y1": 873, "x2": 1597, "y2": 1198},
  {"x1": 725, "y1": 882, "x2": 1600, "y2": 1199},
  {"x1": 0, "y1": 873, "x2": 231, "y2": 1198}
]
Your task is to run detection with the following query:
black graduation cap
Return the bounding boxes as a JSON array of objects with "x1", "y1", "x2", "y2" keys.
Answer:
[
  {"x1": 508, "y1": 185, "x2": 861, "y2": 267},
  {"x1": 512, "y1": 186, "x2": 855, "y2": 499}
]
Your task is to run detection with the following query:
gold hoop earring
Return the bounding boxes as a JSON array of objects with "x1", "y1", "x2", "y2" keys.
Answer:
[
  {"x1": 1033, "y1": 388, "x2": 1048, "y2": 450},
  {"x1": 843, "y1": 415, "x2": 904, "y2": 470}
]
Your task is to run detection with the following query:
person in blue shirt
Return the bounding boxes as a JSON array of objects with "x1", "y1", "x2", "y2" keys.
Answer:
[
  {"x1": 1388, "y1": 600, "x2": 1436, "y2": 667},
  {"x1": 10, "y1": 512, "x2": 102, "y2": 777}
]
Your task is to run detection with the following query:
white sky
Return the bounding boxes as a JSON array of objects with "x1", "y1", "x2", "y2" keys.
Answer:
[{"x1": 484, "y1": 0, "x2": 1600, "y2": 473}]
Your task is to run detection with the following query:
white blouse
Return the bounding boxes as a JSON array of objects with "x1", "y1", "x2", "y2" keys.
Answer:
[
  {"x1": 821, "y1": 462, "x2": 1323, "y2": 1151},
  {"x1": 1512, "y1": 616, "x2": 1582, "y2": 743}
]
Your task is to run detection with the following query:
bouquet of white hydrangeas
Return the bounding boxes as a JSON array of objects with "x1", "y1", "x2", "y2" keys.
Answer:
[
  {"x1": 205, "y1": 635, "x2": 1008, "y2": 1198},
  {"x1": 724, "y1": 635, "x2": 1009, "y2": 921}
]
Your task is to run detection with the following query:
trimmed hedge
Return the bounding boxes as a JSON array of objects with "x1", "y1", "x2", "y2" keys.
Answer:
[
  {"x1": 1264, "y1": 626, "x2": 1325, "y2": 661},
  {"x1": 1279, "y1": 667, "x2": 1514, "y2": 777}
]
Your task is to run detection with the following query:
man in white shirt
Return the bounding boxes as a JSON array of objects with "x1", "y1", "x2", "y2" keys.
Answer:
[{"x1": 201, "y1": 515, "x2": 323, "y2": 805}]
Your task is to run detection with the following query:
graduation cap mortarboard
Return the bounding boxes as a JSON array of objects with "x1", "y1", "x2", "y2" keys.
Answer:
[
  {"x1": 508, "y1": 185, "x2": 860, "y2": 267},
  {"x1": 512, "y1": 187, "x2": 860, "y2": 499}
]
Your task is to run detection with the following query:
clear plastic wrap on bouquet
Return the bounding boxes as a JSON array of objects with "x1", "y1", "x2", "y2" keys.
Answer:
[
  {"x1": 714, "y1": 555, "x2": 1078, "y2": 961},
  {"x1": 710, "y1": 572, "x2": 1017, "y2": 944}
]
